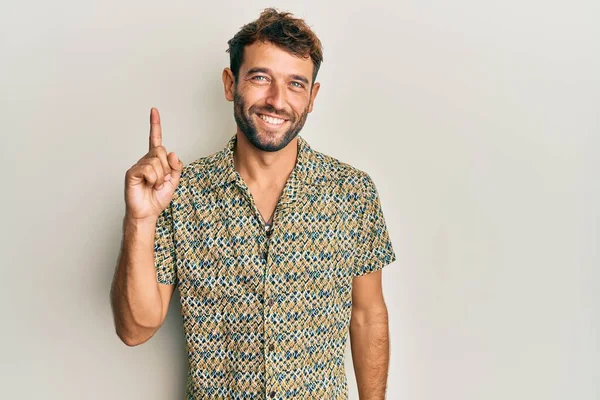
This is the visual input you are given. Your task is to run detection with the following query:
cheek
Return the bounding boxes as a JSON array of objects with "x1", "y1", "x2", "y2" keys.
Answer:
[
  {"x1": 244, "y1": 85, "x2": 268, "y2": 100},
  {"x1": 289, "y1": 98, "x2": 310, "y2": 115},
  {"x1": 236, "y1": 86, "x2": 262, "y2": 106}
]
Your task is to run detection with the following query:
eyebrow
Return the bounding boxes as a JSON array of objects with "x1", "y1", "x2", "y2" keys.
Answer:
[{"x1": 246, "y1": 67, "x2": 310, "y2": 85}]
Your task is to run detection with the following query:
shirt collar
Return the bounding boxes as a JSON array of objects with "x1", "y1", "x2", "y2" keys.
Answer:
[{"x1": 212, "y1": 133, "x2": 316, "y2": 189}]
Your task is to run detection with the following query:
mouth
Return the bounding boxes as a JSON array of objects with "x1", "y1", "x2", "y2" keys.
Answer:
[{"x1": 255, "y1": 113, "x2": 289, "y2": 128}]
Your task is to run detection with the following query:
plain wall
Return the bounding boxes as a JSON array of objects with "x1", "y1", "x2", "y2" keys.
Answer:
[{"x1": 1, "y1": 0, "x2": 598, "y2": 399}]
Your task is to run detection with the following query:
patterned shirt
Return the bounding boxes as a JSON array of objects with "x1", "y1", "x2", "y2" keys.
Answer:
[{"x1": 154, "y1": 134, "x2": 396, "y2": 399}]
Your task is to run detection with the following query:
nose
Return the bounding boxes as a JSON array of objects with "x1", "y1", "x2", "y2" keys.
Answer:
[{"x1": 265, "y1": 81, "x2": 286, "y2": 111}]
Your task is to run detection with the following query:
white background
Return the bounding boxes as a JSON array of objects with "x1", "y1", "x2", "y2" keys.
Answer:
[{"x1": 1, "y1": 0, "x2": 598, "y2": 399}]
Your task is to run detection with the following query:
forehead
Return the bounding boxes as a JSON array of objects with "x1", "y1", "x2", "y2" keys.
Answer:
[{"x1": 240, "y1": 41, "x2": 314, "y2": 79}]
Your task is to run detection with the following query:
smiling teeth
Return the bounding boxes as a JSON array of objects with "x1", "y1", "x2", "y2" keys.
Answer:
[{"x1": 259, "y1": 114, "x2": 285, "y2": 124}]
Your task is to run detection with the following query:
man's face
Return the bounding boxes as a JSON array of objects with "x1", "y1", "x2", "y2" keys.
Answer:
[{"x1": 224, "y1": 41, "x2": 320, "y2": 152}]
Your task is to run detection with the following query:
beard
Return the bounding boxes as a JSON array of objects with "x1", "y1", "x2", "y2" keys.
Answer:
[{"x1": 233, "y1": 86, "x2": 309, "y2": 152}]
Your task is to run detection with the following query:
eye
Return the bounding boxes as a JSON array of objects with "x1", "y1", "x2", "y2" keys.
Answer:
[
  {"x1": 252, "y1": 75, "x2": 268, "y2": 82},
  {"x1": 291, "y1": 81, "x2": 305, "y2": 89}
]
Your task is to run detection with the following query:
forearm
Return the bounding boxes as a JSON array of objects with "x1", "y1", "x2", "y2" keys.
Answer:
[
  {"x1": 110, "y1": 215, "x2": 163, "y2": 345},
  {"x1": 349, "y1": 308, "x2": 390, "y2": 400}
]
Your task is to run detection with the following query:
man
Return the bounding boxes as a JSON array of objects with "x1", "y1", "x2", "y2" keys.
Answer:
[{"x1": 110, "y1": 8, "x2": 396, "y2": 400}]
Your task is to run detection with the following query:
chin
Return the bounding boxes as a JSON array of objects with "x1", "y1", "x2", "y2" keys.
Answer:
[{"x1": 254, "y1": 133, "x2": 287, "y2": 152}]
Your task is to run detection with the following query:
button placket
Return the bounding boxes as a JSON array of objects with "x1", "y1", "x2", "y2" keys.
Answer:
[
  {"x1": 261, "y1": 215, "x2": 277, "y2": 399},
  {"x1": 264, "y1": 248, "x2": 274, "y2": 357}
]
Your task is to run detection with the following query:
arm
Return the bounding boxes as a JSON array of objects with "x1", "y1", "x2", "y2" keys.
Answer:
[
  {"x1": 110, "y1": 107, "x2": 181, "y2": 347},
  {"x1": 110, "y1": 215, "x2": 175, "y2": 346},
  {"x1": 350, "y1": 270, "x2": 390, "y2": 400}
]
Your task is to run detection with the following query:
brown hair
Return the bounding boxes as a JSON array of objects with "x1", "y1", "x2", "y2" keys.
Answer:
[{"x1": 226, "y1": 8, "x2": 324, "y2": 86}]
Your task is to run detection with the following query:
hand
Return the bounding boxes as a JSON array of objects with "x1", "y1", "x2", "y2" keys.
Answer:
[{"x1": 124, "y1": 107, "x2": 184, "y2": 221}]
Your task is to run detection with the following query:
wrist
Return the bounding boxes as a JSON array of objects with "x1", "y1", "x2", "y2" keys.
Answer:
[{"x1": 123, "y1": 214, "x2": 158, "y2": 228}]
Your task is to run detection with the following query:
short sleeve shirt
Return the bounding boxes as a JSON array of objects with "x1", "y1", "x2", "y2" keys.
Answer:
[{"x1": 154, "y1": 134, "x2": 396, "y2": 399}]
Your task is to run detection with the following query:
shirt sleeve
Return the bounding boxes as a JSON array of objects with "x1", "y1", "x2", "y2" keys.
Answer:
[
  {"x1": 154, "y1": 201, "x2": 178, "y2": 285},
  {"x1": 353, "y1": 173, "x2": 397, "y2": 277}
]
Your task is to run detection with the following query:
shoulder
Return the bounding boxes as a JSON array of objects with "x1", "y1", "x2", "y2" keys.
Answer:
[
  {"x1": 176, "y1": 149, "x2": 228, "y2": 191},
  {"x1": 309, "y1": 147, "x2": 376, "y2": 196}
]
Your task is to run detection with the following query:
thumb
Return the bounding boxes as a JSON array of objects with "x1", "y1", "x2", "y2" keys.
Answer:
[{"x1": 167, "y1": 152, "x2": 184, "y2": 183}]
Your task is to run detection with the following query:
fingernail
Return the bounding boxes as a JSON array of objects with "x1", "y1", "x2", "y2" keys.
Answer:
[
  {"x1": 164, "y1": 174, "x2": 172, "y2": 181},
  {"x1": 157, "y1": 184, "x2": 164, "y2": 190}
]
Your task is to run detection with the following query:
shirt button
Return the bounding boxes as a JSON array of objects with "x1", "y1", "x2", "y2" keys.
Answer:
[
  {"x1": 262, "y1": 251, "x2": 268, "y2": 260},
  {"x1": 269, "y1": 344, "x2": 274, "y2": 351},
  {"x1": 269, "y1": 391, "x2": 275, "y2": 398},
  {"x1": 268, "y1": 298, "x2": 274, "y2": 307}
]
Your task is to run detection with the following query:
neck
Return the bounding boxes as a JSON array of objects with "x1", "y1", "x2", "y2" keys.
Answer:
[{"x1": 233, "y1": 131, "x2": 299, "y2": 189}]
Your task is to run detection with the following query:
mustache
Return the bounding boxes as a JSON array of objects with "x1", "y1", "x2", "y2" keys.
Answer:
[{"x1": 251, "y1": 106, "x2": 291, "y2": 120}]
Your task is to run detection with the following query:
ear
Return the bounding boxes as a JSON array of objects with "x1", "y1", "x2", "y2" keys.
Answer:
[
  {"x1": 222, "y1": 68, "x2": 235, "y2": 102},
  {"x1": 307, "y1": 81, "x2": 321, "y2": 113}
]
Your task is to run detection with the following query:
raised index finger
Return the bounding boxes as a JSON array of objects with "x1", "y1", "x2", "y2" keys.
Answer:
[{"x1": 149, "y1": 107, "x2": 162, "y2": 151}]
